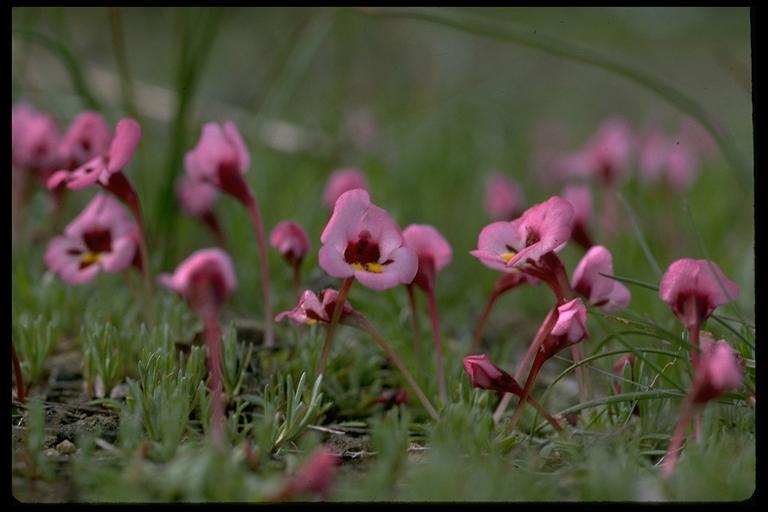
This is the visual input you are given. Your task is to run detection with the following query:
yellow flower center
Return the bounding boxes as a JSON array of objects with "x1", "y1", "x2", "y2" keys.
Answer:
[
  {"x1": 501, "y1": 251, "x2": 517, "y2": 262},
  {"x1": 80, "y1": 252, "x2": 102, "y2": 265},
  {"x1": 306, "y1": 318, "x2": 318, "y2": 325},
  {"x1": 352, "y1": 262, "x2": 384, "y2": 273}
]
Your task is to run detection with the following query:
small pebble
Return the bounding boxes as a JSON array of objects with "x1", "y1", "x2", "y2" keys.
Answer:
[
  {"x1": 56, "y1": 439, "x2": 76, "y2": 455},
  {"x1": 43, "y1": 448, "x2": 59, "y2": 458}
]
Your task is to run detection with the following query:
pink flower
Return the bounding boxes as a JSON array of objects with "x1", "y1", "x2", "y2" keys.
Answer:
[
  {"x1": 12, "y1": 104, "x2": 61, "y2": 175},
  {"x1": 373, "y1": 388, "x2": 409, "y2": 406},
  {"x1": 463, "y1": 354, "x2": 522, "y2": 394},
  {"x1": 691, "y1": 338, "x2": 743, "y2": 404},
  {"x1": 665, "y1": 140, "x2": 699, "y2": 190},
  {"x1": 276, "y1": 447, "x2": 340, "y2": 500},
  {"x1": 561, "y1": 183, "x2": 592, "y2": 229},
  {"x1": 638, "y1": 127, "x2": 700, "y2": 190},
  {"x1": 184, "y1": 122, "x2": 250, "y2": 193},
  {"x1": 319, "y1": 189, "x2": 417, "y2": 290},
  {"x1": 637, "y1": 128, "x2": 669, "y2": 184},
  {"x1": 59, "y1": 111, "x2": 112, "y2": 170},
  {"x1": 322, "y1": 168, "x2": 369, "y2": 210},
  {"x1": 270, "y1": 221, "x2": 311, "y2": 265},
  {"x1": 276, "y1": 289, "x2": 355, "y2": 326},
  {"x1": 45, "y1": 194, "x2": 137, "y2": 284},
  {"x1": 176, "y1": 174, "x2": 219, "y2": 217},
  {"x1": 612, "y1": 353, "x2": 635, "y2": 394},
  {"x1": 679, "y1": 118, "x2": 717, "y2": 158},
  {"x1": 344, "y1": 108, "x2": 378, "y2": 151},
  {"x1": 557, "y1": 118, "x2": 633, "y2": 186},
  {"x1": 540, "y1": 298, "x2": 589, "y2": 360},
  {"x1": 159, "y1": 248, "x2": 237, "y2": 313},
  {"x1": 572, "y1": 246, "x2": 631, "y2": 312},
  {"x1": 484, "y1": 173, "x2": 523, "y2": 220},
  {"x1": 471, "y1": 196, "x2": 574, "y2": 271},
  {"x1": 659, "y1": 258, "x2": 739, "y2": 331},
  {"x1": 47, "y1": 118, "x2": 141, "y2": 191},
  {"x1": 402, "y1": 224, "x2": 452, "y2": 291}
]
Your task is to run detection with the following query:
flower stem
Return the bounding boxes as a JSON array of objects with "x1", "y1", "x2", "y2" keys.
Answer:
[
  {"x1": 357, "y1": 318, "x2": 439, "y2": 421},
  {"x1": 689, "y1": 326, "x2": 700, "y2": 368},
  {"x1": 317, "y1": 277, "x2": 354, "y2": 376},
  {"x1": 571, "y1": 343, "x2": 588, "y2": 403},
  {"x1": 507, "y1": 354, "x2": 544, "y2": 432},
  {"x1": 201, "y1": 211, "x2": 228, "y2": 249},
  {"x1": 526, "y1": 395, "x2": 562, "y2": 432},
  {"x1": 426, "y1": 288, "x2": 447, "y2": 403},
  {"x1": 661, "y1": 397, "x2": 695, "y2": 477},
  {"x1": 470, "y1": 289, "x2": 501, "y2": 354},
  {"x1": 493, "y1": 306, "x2": 558, "y2": 424},
  {"x1": 406, "y1": 285, "x2": 421, "y2": 344},
  {"x1": 202, "y1": 310, "x2": 225, "y2": 446},
  {"x1": 245, "y1": 200, "x2": 274, "y2": 347},
  {"x1": 12, "y1": 342, "x2": 26, "y2": 404}
]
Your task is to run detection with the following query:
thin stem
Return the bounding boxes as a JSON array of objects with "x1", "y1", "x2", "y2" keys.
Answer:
[
  {"x1": 470, "y1": 289, "x2": 501, "y2": 354},
  {"x1": 526, "y1": 395, "x2": 561, "y2": 432},
  {"x1": 406, "y1": 285, "x2": 421, "y2": 344},
  {"x1": 245, "y1": 200, "x2": 274, "y2": 347},
  {"x1": 425, "y1": 288, "x2": 447, "y2": 403},
  {"x1": 357, "y1": 318, "x2": 439, "y2": 421},
  {"x1": 202, "y1": 311, "x2": 225, "y2": 446},
  {"x1": 507, "y1": 355, "x2": 544, "y2": 432},
  {"x1": 493, "y1": 306, "x2": 558, "y2": 424},
  {"x1": 291, "y1": 264, "x2": 302, "y2": 301},
  {"x1": 317, "y1": 277, "x2": 354, "y2": 375},
  {"x1": 661, "y1": 398, "x2": 695, "y2": 477},
  {"x1": 201, "y1": 211, "x2": 227, "y2": 249},
  {"x1": 689, "y1": 326, "x2": 701, "y2": 368},
  {"x1": 571, "y1": 343, "x2": 588, "y2": 403},
  {"x1": 12, "y1": 343, "x2": 26, "y2": 404}
]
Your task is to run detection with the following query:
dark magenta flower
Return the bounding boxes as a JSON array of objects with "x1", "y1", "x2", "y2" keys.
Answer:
[
  {"x1": 274, "y1": 447, "x2": 340, "y2": 501},
  {"x1": 270, "y1": 221, "x2": 311, "y2": 267}
]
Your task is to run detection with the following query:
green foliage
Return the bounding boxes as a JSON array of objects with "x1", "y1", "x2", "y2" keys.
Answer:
[{"x1": 13, "y1": 314, "x2": 59, "y2": 386}]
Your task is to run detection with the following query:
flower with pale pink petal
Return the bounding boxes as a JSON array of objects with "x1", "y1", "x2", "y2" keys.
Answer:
[
  {"x1": 12, "y1": 104, "x2": 61, "y2": 175},
  {"x1": 176, "y1": 175, "x2": 219, "y2": 217},
  {"x1": 47, "y1": 118, "x2": 141, "y2": 191},
  {"x1": 471, "y1": 196, "x2": 574, "y2": 272},
  {"x1": 463, "y1": 354, "x2": 520, "y2": 394},
  {"x1": 184, "y1": 122, "x2": 250, "y2": 197},
  {"x1": 402, "y1": 224, "x2": 452, "y2": 291},
  {"x1": 59, "y1": 111, "x2": 112, "y2": 170},
  {"x1": 659, "y1": 258, "x2": 739, "y2": 332},
  {"x1": 275, "y1": 447, "x2": 340, "y2": 501},
  {"x1": 572, "y1": 245, "x2": 631, "y2": 312},
  {"x1": 158, "y1": 248, "x2": 237, "y2": 314},
  {"x1": 276, "y1": 289, "x2": 356, "y2": 326},
  {"x1": 322, "y1": 168, "x2": 369, "y2": 210},
  {"x1": 557, "y1": 118, "x2": 633, "y2": 186},
  {"x1": 540, "y1": 298, "x2": 588, "y2": 360},
  {"x1": 45, "y1": 194, "x2": 137, "y2": 285},
  {"x1": 270, "y1": 221, "x2": 311, "y2": 266},
  {"x1": 319, "y1": 189, "x2": 417, "y2": 291},
  {"x1": 485, "y1": 172, "x2": 523, "y2": 220},
  {"x1": 691, "y1": 338, "x2": 743, "y2": 404}
]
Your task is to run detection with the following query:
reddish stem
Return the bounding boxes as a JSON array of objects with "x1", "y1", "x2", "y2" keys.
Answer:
[
  {"x1": 689, "y1": 326, "x2": 701, "y2": 368},
  {"x1": 12, "y1": 343, "x2": 26, "y2": 404},
  {"x1": 202, "y1": 310, "x2": 225, "y2": 445},
  {"x1": 201, "y1": 211, "x2": 228, "y2": 249},
  {"x1": 244, "y1": 200, "x2": 274, "y2": 348},
  {"x1": 507, "y1": 353, "x2": 545, "y2": 432},
  {"x1": 426, "y1": 287, "x2": 447, "y2": 403},
  {"x1": 661, "y1": 397, "x2": 695, "y2": 477},
  {"x1": 317, "y1": 277, "x2": 354, "y2": 376},
  {"x1": 526, "y1": 395, "x2": 562, "y2": 432},
  {"x1": 470, "y1": 290, "x2": 502, "y2": 354}
]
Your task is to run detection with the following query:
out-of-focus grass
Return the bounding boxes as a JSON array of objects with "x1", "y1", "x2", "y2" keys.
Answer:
[{"x1": 11, "y1": 7, "x2": 753, "y2": 502}]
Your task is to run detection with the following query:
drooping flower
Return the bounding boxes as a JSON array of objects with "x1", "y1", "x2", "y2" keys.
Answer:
[
  {"x1": 484, "y1": 172, "x2": 523, "y2": 220},
  {"x1": 638, "y1": 126, "x2": 701, "y2": 191},
  {"x1": 322, "y1": 168, "x2": 369, "y2": 210},
  {"x1": 47, "y1": 118, "x2": 141, "y2": 191},
  {"x1": 274, "y1": 447, "x2": 341, "y2": 501},
  {"x1": 58, "y1": 111, "x2": 112, "y2": 171},
  {"x1": 557, "y1": 118, "x2": 633, "y2": 186},
  {"x1": 184, "y1": 121, "x2": 274, "y2": 347},
  {"x1": 402, "y1": 224, "x2": 452, "y2": 292},
  {"x1": 319, "y1": 189, "x2": 417, "y2": 291},
  {"x1": 275, "y1": 289, "x2": 356, "y2": 326},
  {"x1": 691, "y1": 337, "x2": 743, "y2": 404},
  {"x1": 572, "y1": 245, "x2": 631, "y2": 312},
  {"x1": 561, "y1": 183, "x2": 594, "y2": 250},
  {"x1": 176, "y1": 174, "x2": 219, "y2": 217},
  {"x1": 659, "y1": 258, "x2": 739, "y2": 332},
  {"x1": 12, "y1": 104, "x2": 62, "y2": 176},
  {"x1": 45, "y1": 194, "x2": 137, "y2": 285},
  {"x1": 540, "y1": 298, "x2": 589, "y2": 360},
  {"x1": 270, "y1": 221, "x2": 311, "y2": 267},
  {"x1": 471, "y1": 195, "x2": 574, "y2": 272},
  {"x1": 158, "y1": 248, "x2": 237, "y2": 314}
]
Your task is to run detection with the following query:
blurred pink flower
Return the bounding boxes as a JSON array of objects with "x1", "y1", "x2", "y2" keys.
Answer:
[
  {"x1": 45, "y1": 194, "x2": 137, "y2": 284},
  {"x1": 679, "y1": 118, "x2": 717, "y2": 158},
  {"x1": 484, "y1": 172, "x2": 523, "y2": 220},
  {"x1": 12, "y1": 103, "x2": 61, "y2": 176},
  {"x1": 373, "y1": 388, "x2": 409, "y2": 407},
  {"x1": 638, "y1": 127, "x2": 701, "y2": 190},
  {"x1": 471, "y1": 196, "x2": 574, "y2": 272},
  {"x1": 319, "y1": 189, "x2": 417, "y2": 291},
  {"x1": 463, "y1": 354, "x2": 522, "y2": 394},
  {"x1": 572, "y1": 245, "x2": 631, "y2": 312},
  {"x1": 691, "y1": 338, "x2": 743, "y2": 404},
  {"x1": 322, "y1": 168, "x2": 369, "y2": 210},
  {"x1": 47, "y1": 118, "x2": 141, "y2": 191},
  {"x1": 402, "y1": 224, "x2": 452, "y2": 291},
  {"x1": 612, "y1": 353, "x2": 635, "y2": 395},
  {"x1": 176, "y1": 174, "x2": 219, "y2": 217},
  {"x1": 59, "y1": 111, "x2": 112, "y2": 170},
  {"x1": 275, "y1": 447, "x2": 340, "y2": 501},
  {"x1": 184, "y1": 122, "x2": 250, "y2": 199},
  {"x1": 557, "y1": 118, "x2": 633, "y2": 186},
  {"x1": 561, "y1": 183, "x2": 593, "y2": 249},
  {"x1": 275, "y1": 288, "x2": 355, "y2": 326},
  {"x1": 158, "y1": 248, "x2": 237, "y2": 314},
  {"x1": 659, "y1": 258, "x2": 739, "y2": 332},
  {"x1": 270, "y1": 221, "x2": 311, "y2": 266}
]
